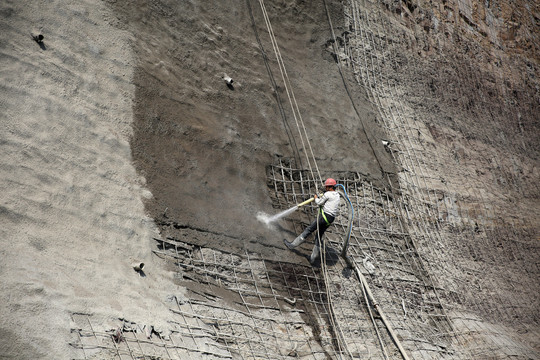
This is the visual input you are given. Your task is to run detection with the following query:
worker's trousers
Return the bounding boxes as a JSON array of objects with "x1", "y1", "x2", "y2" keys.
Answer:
[
  {"x1": 301, "y1": 212, "x2": 335, "y2": 246},
  {"x1": 301, "y1": 212, "x2": 335, "y2": 262}
]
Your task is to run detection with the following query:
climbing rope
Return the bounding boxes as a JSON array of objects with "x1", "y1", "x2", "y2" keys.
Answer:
[
  {"x1": 256, "y1": 1, "x2": 357, "y2": 357},
  {"x1": 257, "y1": 1, "x2": 415, "y2": 358},
  {"x1": 257, "y1": 0, "x2": 323, "y2": 190},
  {"x1": 320, "y1": 237, "x2": 354, "y2": 359}
]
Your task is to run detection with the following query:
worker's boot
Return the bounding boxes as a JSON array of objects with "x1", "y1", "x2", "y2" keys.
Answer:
[
  {"x1": 284, "y1": 235, "x2": 305, "y2": 250},
  {"x1": 309, "y1": 245, "x2": 320, "y2": 264}
]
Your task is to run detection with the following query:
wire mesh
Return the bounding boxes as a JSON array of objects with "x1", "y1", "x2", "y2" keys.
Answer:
[{"x1": 69, "y1": 1, "x2": 539, "y2": 358}]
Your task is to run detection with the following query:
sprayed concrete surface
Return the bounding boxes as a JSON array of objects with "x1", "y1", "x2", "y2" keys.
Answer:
[{"x1": 112, "y1": 0, "x2": 397, "y2": 261}]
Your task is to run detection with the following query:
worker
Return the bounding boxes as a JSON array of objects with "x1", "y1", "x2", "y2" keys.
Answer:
[{"x1": 284, "y1": 178, "x2": 340, "y2": 264}]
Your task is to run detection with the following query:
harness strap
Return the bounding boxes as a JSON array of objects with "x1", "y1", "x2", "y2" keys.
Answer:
[{"x1": 319, "y1": 208, "x2": 331, "y2": 226}]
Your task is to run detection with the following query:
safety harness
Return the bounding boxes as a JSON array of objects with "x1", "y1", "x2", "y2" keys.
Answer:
[{"x1": 319, "y1": 208, "x2": 331, "y2": 226}]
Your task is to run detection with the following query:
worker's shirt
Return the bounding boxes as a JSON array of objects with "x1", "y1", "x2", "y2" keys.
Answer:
[{"x1": 315, "y1": 191, "x2": 340, "y2": 217}]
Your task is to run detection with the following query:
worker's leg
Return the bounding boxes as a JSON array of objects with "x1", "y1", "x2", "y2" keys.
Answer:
[
  {"x1": 301, "y1": 217, "x2": 320, "y2": 239},
  {"x1": 310, "y1": 214, "x2": 335, "y2": 263},
  {"x1": 284, "y1": 234, "x2": 305, "y2": 249},
  {"x1": 309, "y1": 218, "x2": 328, "y2": 262},
  {"x1": 313, "y1": 215, "x2": 331, "y2": 247},
  {"x1": 285, "y1": 213, "x2": 334, "y2": 254},
  {"x1": 310, "y1": 244, "x2": 320, "y2": 264},
  {"x1": 284, "y1": 218, "x2": 318, "y2": 249}
]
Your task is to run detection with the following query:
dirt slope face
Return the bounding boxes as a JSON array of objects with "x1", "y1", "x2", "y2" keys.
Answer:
[
  {"x1": 0, "y1": 1, "x2": 183, "y2": 358},
  {"x1": 339, "y1": 0, "x2": 540, "y2": 355},
  {"x1": 112, "y1": 0, "x2": 396, "y2": 260}
]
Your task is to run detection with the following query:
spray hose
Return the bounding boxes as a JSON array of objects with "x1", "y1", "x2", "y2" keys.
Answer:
[
  {"x1": 305, "y1": 184, "x2": 410, "y2": 359},
  {"x1": 336, "y1": 184, "x2": 354, "y2": 261},
  {"x1": 295, "y1": 185, "x2": 354, "y2": 259}
]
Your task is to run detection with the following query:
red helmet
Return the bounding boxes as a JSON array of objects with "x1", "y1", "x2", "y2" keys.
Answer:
[{"x1": 324, "y1": 178, "x2": 337, "y2": 187}]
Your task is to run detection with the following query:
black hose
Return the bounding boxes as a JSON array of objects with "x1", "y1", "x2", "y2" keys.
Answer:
[{"x1": 336, "y1": 184, "x2": 354, "y2": 265}]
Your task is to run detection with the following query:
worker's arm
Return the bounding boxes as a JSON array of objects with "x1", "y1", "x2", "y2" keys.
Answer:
[{"x1": 314, "y1": 192, "x2": 327, "y2": 206}]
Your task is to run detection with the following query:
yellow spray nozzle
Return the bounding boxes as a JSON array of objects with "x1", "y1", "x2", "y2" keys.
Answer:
[
  {"x1": 297, "y1": 197, "x2": 315, "y2": 208},
  {"x1": 297, "y1": 197, "x2": 314, "y2": 207}
]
